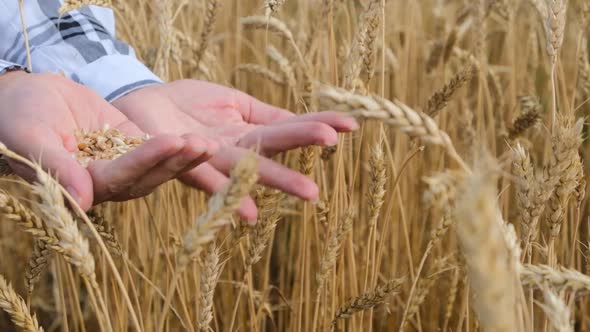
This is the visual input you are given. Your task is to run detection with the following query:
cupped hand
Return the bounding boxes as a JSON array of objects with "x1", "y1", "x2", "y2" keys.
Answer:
[
  {"x1": 112, "y1": 79, "x2": 358, "y2": 220},
  {"x1": 0, "y1": 72, "x2": 216, "y2": 210}
]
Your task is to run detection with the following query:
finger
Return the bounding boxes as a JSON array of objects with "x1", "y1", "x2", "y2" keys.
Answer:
[
  {"x1": 209, "y1": 147, "x2": 319, "y2": 201},
  {"x1": 238, "y1": 122, "x2": 338, "y2": 156},
  {"x1": 88, "y1": 135, "x2": 184, "y2": 203},
  {"x1": 3, "y1": 126, "x2": 94, "y2": 210},
  {"x1": 113, "y1": 119, "x2": 147, "y2": 137},
  {"x1": 272, "y1": 111, "x2": 359, "y2": 132},
  {"x1": 126, "y1": 134, "x2": 218, "y2": 197},
  {"x1": 236, "y1": 92, "x2": 294, "y2": 124},
  {"x1": 179, "y1": 163, "x2": 258, "y2": 222}
]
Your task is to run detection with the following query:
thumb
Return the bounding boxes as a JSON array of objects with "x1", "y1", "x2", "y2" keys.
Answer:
[{"x1": 4, "y1": 130, "x2": 94, "y2": 211}]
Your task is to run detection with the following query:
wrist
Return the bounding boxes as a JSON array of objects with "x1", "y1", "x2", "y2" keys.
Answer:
[{"x1": 0, "y1": 69, "x2": 28, "y2": 83}]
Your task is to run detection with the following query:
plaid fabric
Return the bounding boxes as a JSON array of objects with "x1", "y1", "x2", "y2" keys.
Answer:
[
  {"x1": 0, "y1": 59, "x2": 26, "y2": 75},
  {"x1": 0, "y1": 0, "x2": 161, "y2": 101}
]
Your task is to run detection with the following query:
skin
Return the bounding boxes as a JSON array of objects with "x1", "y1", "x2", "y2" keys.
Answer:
[
  {"x1": 0, "y1": 71, "x2": 216, "y2": 210},
  {"x1": 113, "y1": 79, "x2": 359, "y2": 220}
]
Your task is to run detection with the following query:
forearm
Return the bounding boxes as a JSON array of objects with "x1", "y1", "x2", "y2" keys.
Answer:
[{"x1": 0, "y1": 1, "x2": 161, "y2": 101}]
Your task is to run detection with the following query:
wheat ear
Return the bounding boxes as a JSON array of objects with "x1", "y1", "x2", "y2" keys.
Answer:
[
  {"x1": 178, "y1": 152, "x2": 258, "y2": 268},
  {"x1": 0, "y1": 274, "x2": 43, "y2": 332},
  {"x1": 454, "y1": 163, "x2": 518, "y2": 331},
  {"x1": 198, "y1": 244, "x2": 222, "y2": 332},
  {"x1": 317, "y1": 85, "x2": 470, "y2": 172},
  {"x1": 194, "y1": 0, "x2": 219, "y2": 67},
  {"x1": 331, "y1": 278, "x2": 404, "y2": 329}
]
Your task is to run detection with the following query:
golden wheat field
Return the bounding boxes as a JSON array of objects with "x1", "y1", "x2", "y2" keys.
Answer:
[{"x1": 4, "y1": 0, "x2": 590, "y2": 331}]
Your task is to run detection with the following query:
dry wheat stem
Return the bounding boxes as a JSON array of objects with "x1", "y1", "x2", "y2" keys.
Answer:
[{"x1": 0, "y1": 143, "x2": 140, "y2": 331}]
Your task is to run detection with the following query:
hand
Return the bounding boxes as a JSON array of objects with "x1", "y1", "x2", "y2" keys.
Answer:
[
  {"x1": 112, "y1": 79, "x2": 358, "y2": 220},
  {"x1": 0, "y1": 72, "x2": 216, "y2": 210}
]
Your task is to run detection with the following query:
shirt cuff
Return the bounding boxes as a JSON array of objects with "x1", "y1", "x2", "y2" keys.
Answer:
[
  {"x1": 0, "y1": 59, "x2": 28, "y2": 76},
  {"x1": 70, "y1": 54, "x2": 163, "y2": 102}
]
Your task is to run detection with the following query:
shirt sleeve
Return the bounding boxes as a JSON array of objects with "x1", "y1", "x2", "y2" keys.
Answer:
[
  {"x1": 0, "y1": 1, "x2": 162, "y2": 101},
  {"x1": 0, "y1": 59, "x2": 26, "y2": 75}
]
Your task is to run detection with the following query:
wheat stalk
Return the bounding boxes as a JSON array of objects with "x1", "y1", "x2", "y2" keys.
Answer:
[
  {"x1": 538, "y1": 287, "x2": 573, "y2": 332},
  {"x1": 24, "y1": 240, "x2": 51, "y2": 297},
  {"x1": 331, "y1": 278, "x2": 404, "y2": 329},
  {"x1": 246, "y1": 188, "x2": 282, "y2": 266},
  {"x1": 198, "y1": 244, "x2": 222, "y2": 332},
  {"x1": 235, "y1": 64, "x2": 286, "y2": 86},
  {"x1": 425, "y1": 63, "x2": 476, "y2": 117},
  {"x1": 178, "y1": 152, "x2": 258, "y2": 268},
  {"x1": 316, "y1": 210, "x2": 354, "y2": 297},
  {"x1": 520, "y1": 264, "x2": 590, "y2": 292},
  {"x1": 194, "y1": 0, "x2": 219, "y2": 68},
  {"x1": 30, "y1": 171, "x2": 96, "y2": 284},
  {"x1": 546, "y1": 117, "x2": 584, "y2": 238},
  {"x1": 367, "y1": 137, "x2": 386, "y2": 227},
  {"x1": 318, "y1": 85, "x2": 470, "y2": 172},
  {"x1": 454, "y1": 162, "x2": 518, "y2": 331},
  {"x1": 265, "y1": 0, "x2": 286, "y2": 18},
  {"x1": 508, "y1": 96, "x2": 542, "y2": 139},
  {"x1": 0, "y1": 274, "x2": 43, "y2": 332}
]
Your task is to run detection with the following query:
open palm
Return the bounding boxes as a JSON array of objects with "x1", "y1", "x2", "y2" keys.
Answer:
[
  {"x1": 113, "y1": 79, "x2": 358, "y2": 220},
  {"x1": 0, "y1": 73, "x2": 215, "y2": 210}
]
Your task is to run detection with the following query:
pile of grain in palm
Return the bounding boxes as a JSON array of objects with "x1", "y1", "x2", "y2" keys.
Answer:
[{"x1": 75, "y1": 125, "x2": 149, "y2": 167}]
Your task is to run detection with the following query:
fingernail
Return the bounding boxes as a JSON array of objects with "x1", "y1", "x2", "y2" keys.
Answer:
[
  {"x1": 66, "y1": 186, "x2": 82, "y2": 206},
  {"x1": 350, "y1": 119, "x2": 360, "y2": 130}
]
